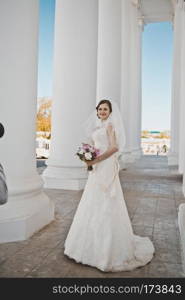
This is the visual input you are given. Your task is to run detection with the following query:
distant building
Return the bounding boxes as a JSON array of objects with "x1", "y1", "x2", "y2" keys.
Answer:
[{"x1": 149, "y1": 131, "x2": 160, "y2": 134}]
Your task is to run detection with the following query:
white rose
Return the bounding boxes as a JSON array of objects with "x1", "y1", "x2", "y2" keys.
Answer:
[
  {"x1": 84, "y1": 152, "x2": 92, "y2": 160},
  {"x1": 79, "y1": 149, "x2": 84, "y2": 155}
]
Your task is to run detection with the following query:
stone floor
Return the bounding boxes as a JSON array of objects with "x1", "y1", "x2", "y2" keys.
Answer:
[{"x1": 0, "y1": 155, "x2": 185, "y2": 278}]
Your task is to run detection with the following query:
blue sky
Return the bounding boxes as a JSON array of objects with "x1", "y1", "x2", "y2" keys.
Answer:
[
  {"x1": 38, "y1": 0, "x2": 55, "y2": 98},
  {"x1": 142, "y1": 22, "x2": 173, "y2": 131},
  {"x1": 38, "y1": 0, "x2": 173, "y2": 131}
]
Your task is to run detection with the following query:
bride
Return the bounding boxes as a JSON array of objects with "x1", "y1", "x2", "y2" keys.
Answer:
[{"x1": 64, "y1": 99, "x2": 155, "y2": 272}]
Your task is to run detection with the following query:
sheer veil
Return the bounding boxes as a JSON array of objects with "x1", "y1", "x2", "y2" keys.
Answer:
[{"x1": 82, "y1": 100, "x2": 126, "y2": 157}]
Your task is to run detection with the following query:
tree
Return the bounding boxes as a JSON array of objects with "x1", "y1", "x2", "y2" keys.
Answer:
[{"x1": 36, "y1": 99, "x2": 52, "y2": 133}]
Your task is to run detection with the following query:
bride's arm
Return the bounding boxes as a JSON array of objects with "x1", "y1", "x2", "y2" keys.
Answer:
[{"x1": 87, "y1": 123, "x2": 118, "y2": 166}]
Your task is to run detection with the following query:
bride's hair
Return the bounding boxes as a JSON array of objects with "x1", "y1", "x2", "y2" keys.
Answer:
[{"x1": 96, "y1": 100, "x2": 112, "y2": 118}]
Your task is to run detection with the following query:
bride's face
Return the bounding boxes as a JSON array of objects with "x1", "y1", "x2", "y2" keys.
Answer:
[{"x1": 97, "y1": 103, "x2": 110, "y2": 120}]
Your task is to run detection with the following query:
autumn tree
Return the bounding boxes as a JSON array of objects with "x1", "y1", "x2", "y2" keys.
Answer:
[{"x1": 36, "y1": 99, "x2": 52, "y2": 133}]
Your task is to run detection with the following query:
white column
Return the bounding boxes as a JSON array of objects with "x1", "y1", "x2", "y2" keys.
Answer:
[
  {"x1": 176, "y1": 1, "x2": 185, "y2": 276},
  {"x1": 179, "y1": 3, "x2": 185, "y2": 174},
  {"x1": 96, "y1": 0, "x2": 122, "y2": 103},
  {"x1": 96, "y1": 0, "x2": 127, "y2": 169},
  {"x1": 0, "y1": 0, "x2": 54, "y2": 243},
  {"x1": 168, "y1": 0, "x2": 182, "y2": 166},
  {"x1": 178, "y1": 0, "x2": 185, "y2": 277},
  {"x1": 130, "y1": 6, "x2": 143, "y2": 161},
  {"x1": 120, "y1": 0, "x2": 132, "y2": 164},
  {"x1": 43, "y1": 0, "x2": 98, "y2": 190},
  {"x1": 120, "y1": 0, "x2": 143, "y2": 164},
  {"x1": 180, "y1": 3, "x2": 185, "y2": 191}
]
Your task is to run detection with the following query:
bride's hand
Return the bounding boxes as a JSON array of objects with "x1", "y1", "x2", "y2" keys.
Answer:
[
  {"x1": 81, "y1": 157, "x2": 93, "y2": 166},
  {"x1": 85, "y1": 160, "x2": 94, "y2": 167}
]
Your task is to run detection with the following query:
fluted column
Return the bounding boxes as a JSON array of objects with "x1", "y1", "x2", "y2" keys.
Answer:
[
  {"x1": 120, "y1": 0, "x2": 143, "y2": 164},
  {"x1": 0, "y1": 0, "x2": 54, "y2": 243},
  {"x1": 168, "y1": 0, "x2": 182, "y2": 166},
  {"x1": 43, "y1": 0, "x2": 98, "y2": 190},
  {"x1": 96, "y1": 0, "x2": 122, "y2": 103}
]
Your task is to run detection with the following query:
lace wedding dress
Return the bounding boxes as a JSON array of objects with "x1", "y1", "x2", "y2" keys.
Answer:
[{"x1": 64, "y1": 123, "x2": 155, "y2": 272}]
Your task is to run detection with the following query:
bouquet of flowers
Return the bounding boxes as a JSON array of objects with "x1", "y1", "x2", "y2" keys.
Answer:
[{"x1": 76, "y1": 143, "x2": 100, "y2": 171}]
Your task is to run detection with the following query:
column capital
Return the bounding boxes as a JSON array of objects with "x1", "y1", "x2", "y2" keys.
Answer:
[
  {"x1": 131, "y1": 0, "x2": 141, "y2": 9},
  {"x1": 171, "y1": 0, "x2": 185, "y2": 27},
  {"x1": 171, "y1": 0, "x2": 177, "y2": 8},
  {"x1": 176, "y1": 0, "x2": 184, "y2": 9},
  {"x1": 171, "y1": 0, "x2": 185, "y2": 10},
  {"x1": 179, "y1": 0, "x2": 184, "y2": 9},
  {"x1": 137, "y1": 4, "x2": 145, "y2": 30},
  {"x1": 138, "y1": 17, "x2": 145, "y2": 31}
]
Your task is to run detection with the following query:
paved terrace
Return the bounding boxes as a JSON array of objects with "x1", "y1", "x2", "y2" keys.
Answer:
[{"x1": 0, "y1": 155, "x2": 185, "y2": 278}]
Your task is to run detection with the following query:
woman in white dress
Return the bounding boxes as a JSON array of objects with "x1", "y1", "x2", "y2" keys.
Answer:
[{"x1": 64, "y1": 100, "x2": 155, "y2": 272}]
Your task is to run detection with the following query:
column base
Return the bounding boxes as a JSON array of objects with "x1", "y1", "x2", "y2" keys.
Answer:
[
  {"x1": 183, "y1": 178, "x2": 185, "y2": 197},
  {"x1": 118, "y1": 152, "x2": 134, "y2": 169},
  {"x1": 121, "y1": 147, "x2": 142, "y2": 165},
  {"x1": 167, "y1": 151, "x2": 178, "y2": 166},
  {"x1": 0, "y1": 191, "x2": 54, "y2": 243},
  {"x1": 121, "y1": 152, "x2": 135, "y2": 164},
  {"x1": 42, "y1": 165, "x2": 88, "y2": 190},
  {"x1": 178, "y1": 165, "x2": 184, "y2": 175},
  {"x1": 178, "y1": 204, "x2": 185, "y2": 276},
  {"x1": 122, "y1": 151, "x2": 135, "y2": 165},
  {"x1": 118, "y1": 155, "x2": 127, "y2": 170},
  {"x1": 178, "y1": 156, "x2": 185, "y2": 174},
  {"x1": 131, "y1": 147, "x2": 143, "y2": 160}
]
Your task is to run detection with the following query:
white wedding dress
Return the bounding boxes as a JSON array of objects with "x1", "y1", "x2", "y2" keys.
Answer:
[{"x1": 64, "y1": 125, "x2": 155, "y2": 272}]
